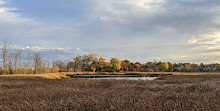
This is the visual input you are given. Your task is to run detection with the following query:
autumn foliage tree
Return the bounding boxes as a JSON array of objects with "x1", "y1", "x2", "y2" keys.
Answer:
[
  {"x1": 121, "y1": 60, "x2": 130, "y2": 71},
  {"x1": 110, "y1": 58, "x2": 121, "y2": 72},
  {"x1": 134, "y1": 62, "x2": 142, "y2": 71},
  {"x1": 98, "y1": 56, "x2": 106, "y2": 71},
  {"x1": 159, "y1": 63, "x2": 169, "y2": 72}
]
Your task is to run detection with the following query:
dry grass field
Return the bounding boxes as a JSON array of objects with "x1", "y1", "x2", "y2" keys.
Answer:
[
  {"x1": 0, "y1": 73, "x2": 69, "y2": 79},
  {"x1": 0, "y1": 75, "x2": 220, "y2": 111}
]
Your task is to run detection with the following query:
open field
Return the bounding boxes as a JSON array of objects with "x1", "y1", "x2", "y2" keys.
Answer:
[{"x1": 0, "y1": 75, "x2": 220, "y2": 111}]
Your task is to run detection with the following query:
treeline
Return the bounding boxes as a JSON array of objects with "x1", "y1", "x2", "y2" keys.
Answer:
[
  {"x1": 1, "y1": 40, "x2": 220, "y2": 75},
  {"x1": 56, "y1": 53, "x2": 220, "y2": 73}
]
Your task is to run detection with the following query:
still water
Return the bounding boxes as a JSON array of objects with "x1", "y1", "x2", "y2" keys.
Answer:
[{"x1": 89, "y1": 77, "x2": 158, "y2": 80}]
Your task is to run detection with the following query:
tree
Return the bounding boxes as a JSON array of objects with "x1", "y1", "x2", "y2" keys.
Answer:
[
  {"x1": 134, "y1": 62, "x2": 142, "y2": 71},
  {"x1": 84, "y1": 53, "x2": 98, "y2": 71},
  {"x1": 121, "y1": 60, "x2": 130, "y2": 71},
  {"x1": 67, "y1": 62, "x2": 75, "y2": 72},
  {"x1": 23, "y1": 53, "x2": 33, "y2": 74},
  {"x1": 74, "y1": 56, "x2": 82, "y2": 72},
  {"x1": 42, "y1": 66, "x2": 50, "y2": 73},
  {"x1": 167, "y1": 62, "x2": 174, "y2": 72},
  {"x1": 110, "y1": 58, "x2": 121, "y2": 72},
  {"x1": 106, "y1": 62, "x2": 111, "y2": 67},
  {"x1": 8, "y1": 54, "x2": 14, "y2": 74},
  {"x1": 0, "y1": 67, "x2": 2, "y2": 74},
  {"x1": 200, "y1": 63, "x2": 205, "y2": 71},
  {"x1": 12, "y1": 49, "x2": 23, "y2": 74},
  {"x1": 34, "y1": 53, "x2": 42, "y2": 74},
  {"x1": 124, "y1": 66, "x2": 129, "y2": 72},
  {"x1": 1, "y1": 39, "x2": 10, "y2": 74},
  {"x1": 52, "y1": 66, "x2": 60, "y2": 73},
  {"x1": 90, "y1": 61, "x2": 98, "y2": 72},
  {"x1": 159, "y1": 63, "x2": 169, "y2": 72},
  {"x1": 81, "y1": 54, "x2": 96, "y2": 71},
  {"x1": 98, "y1": 56, "x2": 106, "y2": 71},
  {"x1": 53, "y1": 60, "x2": 66, "y2": 72}
]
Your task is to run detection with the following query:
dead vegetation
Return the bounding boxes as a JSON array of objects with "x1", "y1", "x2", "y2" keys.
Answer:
[
  {"x1": 0, "y1": 73, "x2": 69, "y2": 79},
  {"x1": 0, "y1": 75, "x2": 220, "y2": 111}
]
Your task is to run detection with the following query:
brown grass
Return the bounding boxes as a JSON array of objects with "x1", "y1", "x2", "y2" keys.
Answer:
[
  {"x1": 0, "y1": 75, "x2": 220, "y2": 111},
  {"x1": 0, "y1": 73, "x2": 69, "y2": 79}
]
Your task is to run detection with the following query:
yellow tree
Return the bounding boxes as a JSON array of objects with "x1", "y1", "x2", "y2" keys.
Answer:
[
  {"x1": 159, "y1": 63, "x2": 169, "y2": 72},
  {"x1": 110, "y1": 58, "x2": 121, "y2": 72},
  {"x1": 52, "y1": 66, "x2": 60, "y2": 73},
  {"x1": 43, "y1": 66, "x2": 51, "y2": 73},
  {"x1": 99, "y1": 56, "x2": 106, "y2": 70},
  {"x1": 87, "y1": 53, "x2": 97, "y2": 64}
]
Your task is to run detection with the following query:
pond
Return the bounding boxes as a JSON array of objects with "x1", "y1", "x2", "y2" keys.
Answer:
[{"x1": 87, "y1": 77, "x2": 158, "y2": 80}]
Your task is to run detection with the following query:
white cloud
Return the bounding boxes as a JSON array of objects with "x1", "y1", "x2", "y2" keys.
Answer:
[
  {"x1": 76, "y1": 48, "x2": 82, "y2": 52},
  {"x1": 31, "y1": 46, "x2": 45, "y2": 51},
  {"x1": 55, "y1": 48, "x2": 65, "y2": 51},
  {"x1": 0, "y1": 8, "x2": 17, "y2": 13},
  {"x1": 121, "y1": 0, "x2": 165, "y2": 10},
  {"x1": 10, "y1": 45, "x2": 25, "y2": 50},
  {"x1": 0, "y1": 0, "x2": 6, "y2": 5},
  {"x1": 25, "y1": 46, "x2": 30, "y2": 49},
  {"x1": 0, "y1": 0, "x2": 16, "y2": 13},
  {"x1": 188, "y1": 35, "x2": 198, "y2": 44}
]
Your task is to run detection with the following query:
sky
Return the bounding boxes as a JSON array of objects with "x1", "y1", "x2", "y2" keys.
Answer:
[{"x1": 0, "y1": 0, "x2": 220, "y2": 63}]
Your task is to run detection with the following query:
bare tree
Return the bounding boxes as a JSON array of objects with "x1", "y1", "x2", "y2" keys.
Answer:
[
  {"x1": 1, "y1": 40, "x2": 10, "y2": 74},
  {"x1": 8, "y1": 54, "x2": 13, "y2": 74},
  {"x1": 12, "y1": 49, "x2": 23, "y2": 74},
  {"x1": 34, "y1": 53, "x2": 42, "y2": 74},
  {"x1": 23, "y1": 53, "x2": 33, "y2": 74},
  {"x1": 52, "y1": 60, "x2": 67, "y2": 72}
]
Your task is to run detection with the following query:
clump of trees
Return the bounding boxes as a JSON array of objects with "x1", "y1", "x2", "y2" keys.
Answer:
[
  {"x1": 0, "y1": 40, "x2": 51, "y2": 74},
  {"x1": 60, "y1": 54, "x2": 220, "y2": 73}
]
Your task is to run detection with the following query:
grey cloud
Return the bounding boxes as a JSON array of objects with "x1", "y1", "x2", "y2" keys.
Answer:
[{"x1": 1, "y1": 0, "x2": 220, "y2": 63}]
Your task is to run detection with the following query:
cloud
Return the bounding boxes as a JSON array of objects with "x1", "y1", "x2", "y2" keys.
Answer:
[
  {"x1": 76, "y1": 48, "x2": 82, "y2": 52},
  {"x1": 0, "y1": 0, "x2": 6, "y2": 5},
  {"x1": 1, "y1": 0, "x2": 220, "y2": 63},
  {"x1": 0, "y1": 0, "x2": 80, "y2": 48},
  {"x1": 0, "y1": 7, "x2": 16, "y2": 13}
]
